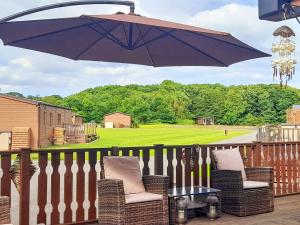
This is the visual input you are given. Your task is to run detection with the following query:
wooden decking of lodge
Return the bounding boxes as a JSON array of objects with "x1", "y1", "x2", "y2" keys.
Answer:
[
  {"x1": 86, "y1": 195, "x2": 300, "y2": 225},
  {"x1": 2, "y1": 141, "x2": 299, "y2": 225},
  {"x1": 189, "y1": 195, "x2": 300, "y2": 225}
]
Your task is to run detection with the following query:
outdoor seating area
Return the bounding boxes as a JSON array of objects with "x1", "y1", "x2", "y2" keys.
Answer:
[
  {"x1": 85, "y1": 195, "x2": 300, "y2": 225},
  {"x1": 0, "y1": 141, "x2": 299, "y2": 225}
]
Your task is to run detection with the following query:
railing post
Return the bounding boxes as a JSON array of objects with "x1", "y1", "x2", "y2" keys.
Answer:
[
  {"x1": 111, "y1": 146, "x2": 119, "y2": 156},
  {"x1": 254, "y1": 142, "x2": 262, "y2": 167},
  {"x1": 19, "y1": 148, "x2": 31, "y2": 225},
  {"x1": 154, "y1": 144, "x2": 164, "y2": 175}
]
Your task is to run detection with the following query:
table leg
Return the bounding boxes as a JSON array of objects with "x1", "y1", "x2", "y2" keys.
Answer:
[{"x1": 169, "y1": 197, "x2": 176, "y2": 225}]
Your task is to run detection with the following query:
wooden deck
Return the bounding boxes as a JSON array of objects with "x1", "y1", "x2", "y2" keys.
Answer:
[
  {"x1": 87, "y1": 195, "x2": 300, "y2": 225},
  {"x1": 190, "y1": 195, "x2": 300, "y2": 225}
]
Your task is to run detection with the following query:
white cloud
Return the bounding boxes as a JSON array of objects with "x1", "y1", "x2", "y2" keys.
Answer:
[
  {"x1": 188, "y1": 4, "x2": 279, "y2": 50},
  {"x1": 10, "y1": 57, "x2": 33, "y2": 69},
  {"x1": 0, "y1": 66, "x2": 9, "y2": 75}
]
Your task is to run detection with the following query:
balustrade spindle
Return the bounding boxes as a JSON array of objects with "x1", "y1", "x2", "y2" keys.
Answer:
[
  {"x1": 51, "y1": 152, "x2": 60, "y2": 224},
  {"x1": 142, "y1": 148, "x2": 150, "y2": 176},
  {"x1": 154, "y1": 144, "x2": 164, "y2": 175},
  {"x1": 122, "y1": 149, "x2": 130, "y2": 156},
  {"x1": 175, "y1": 148, "x2": 183, "y2": 187},
  {"x1": 88, "y1": 151, "x2": 97, "y2": 220},
  {"x1": 37, "y1": 152, "x2": 48, "y2": 224},
  {"x1": 64, "y1": 152, "x2": 73, "y2": 223},
  {"x1": 19, "y1": 148, "x2": 31, "y2": 225},
  {"x1": 76, "y1": 151, "x2": 85, "y2": 221},
  {"x1": 184, "y1": 148, "x2": 191, "y2": 187},
  {"x1": 275, "y1": 144, "x2": 282, "y2": 196},
  {"x1": 280, "y1": 144, "x2": 287, "y2": 195},
  {"x1": 292, "y1": 144, "x2": 298, "y2": 192},
  {"x1": 166, "y1": 147, "x2": 174, "y2": 188},
  {"x1": 245, "y1": 144, "x2": 253, "y2": 168},
  {"x1": 286, "y1": 144, "x2": 293, "y2": 193},
  {"x1": 201, "y1": 146, "x2": 208, "y2": 187},
  {"x1": 193, "y1": 145, "x2": 200, "y2": 187},
  {"x1": 254, "y1": 142, "x2": 262, "y2": 167},
  {"x1": 132, "y1": 149, "x2": 140, "y2": 157}
]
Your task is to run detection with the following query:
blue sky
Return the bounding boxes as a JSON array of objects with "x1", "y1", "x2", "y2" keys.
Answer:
[{"x1": 0, "y1": 0, "x2": 299, "y2": 96}]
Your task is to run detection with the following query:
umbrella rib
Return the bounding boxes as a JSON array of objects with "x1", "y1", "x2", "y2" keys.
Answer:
[
  {"x1": 5, "y1": 20, "x2": 108, "y2": 46},
  {"x1": 121, "y1": 23, "x2": 129, "y2": 48},
  {"x1": 133, "y1": 29, "x2": 176, "y2": 50},
  {"x1": 187, "y1": 31, "x2": 269, "y2": 56},
  {"x1": 89, "y1": 24, "x2": 128, "y2": 49},
  {"x1": 91, "y1": 19, "x2": 128, "y2": 49},
  {"x1": 132, "y1": 27, "x2": 153, "y2": 48},
  {"x1": 74, "y1": 23, "x2": 122, "y2": 60},
  {"x1": 128, "y1": 23, "x2": 133, "y2": 49},
  {"x1": 167, "y1": 31, "x2": 228, "y2": 67},
  {"x1": 136, "y1": 25, "x2": 156, "y2": 67}
]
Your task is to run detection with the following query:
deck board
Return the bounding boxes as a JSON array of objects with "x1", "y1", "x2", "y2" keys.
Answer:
[
  {"x1": 189, "y1": 195, "x2": 300, "y2": 225},
  {"x1": 86, "y1": 195, "x2": 300, "y2": 225}
]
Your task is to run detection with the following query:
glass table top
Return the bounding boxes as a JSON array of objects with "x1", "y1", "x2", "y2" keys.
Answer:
[{"x1": 168, "y1": 186, "x2": 220, "y2": 198}]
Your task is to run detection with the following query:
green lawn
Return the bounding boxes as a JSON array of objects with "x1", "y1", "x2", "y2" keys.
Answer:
[{"x1": 50, "y1": 125, "x2": 252, "y2": 149}]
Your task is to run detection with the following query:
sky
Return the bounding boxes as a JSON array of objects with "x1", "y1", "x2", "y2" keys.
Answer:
[{"x1": 0, "y1": 0, "x2": 299, "y2": 96}]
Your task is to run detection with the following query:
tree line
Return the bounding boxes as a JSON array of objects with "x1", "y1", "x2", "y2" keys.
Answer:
[{"x1": 6, "y1": 80, "x2": 300, "y2": 126}]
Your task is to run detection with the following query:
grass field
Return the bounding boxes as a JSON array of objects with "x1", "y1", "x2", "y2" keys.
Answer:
[{"x1": 50, "y1": 125, "x2": 253, "y2": 149}]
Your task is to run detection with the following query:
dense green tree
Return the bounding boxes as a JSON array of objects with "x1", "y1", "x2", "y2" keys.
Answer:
[
  {"x1": 9, "y1": 82, "x2": 300, "y2": 125},
  {"x1": 6, "y1": 92, "x2": 24, "y2": 97}
]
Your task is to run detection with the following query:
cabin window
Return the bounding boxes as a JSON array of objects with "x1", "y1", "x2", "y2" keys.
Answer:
[
  {"x1": 44, "y1": 112, "x2": 47, "y2": 125},
  {"x1": 57, "y1": 113, "x2": 62, "y2": 125},
  {"x1": 50, "y1": 113, "x2": 53, "y2": 126}
]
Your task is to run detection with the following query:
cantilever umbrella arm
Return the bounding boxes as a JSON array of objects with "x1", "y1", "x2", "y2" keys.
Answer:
[{"x1": 0, "y1": 0, "x2": 135, "y2": 23}]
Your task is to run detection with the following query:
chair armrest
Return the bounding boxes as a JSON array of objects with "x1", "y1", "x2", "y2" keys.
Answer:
[
  {"x1": 97, "y1": 179, "x2": 126, "y2": 224},
  {"x1": 245, "y1": 167, "x2": 274, "y2": 191},
  {"x1": 211, "y1": 170, "x2": 243, "y2": 192},
  {"x1": 0, "y1": 196, "x2": 10, "y2": 224},
  {"x1": 143, "y1": 175, "x2": 169, "y2": 195},
  {"x1": 143, "y1": 175, "x2": 169, "y2": 225}
]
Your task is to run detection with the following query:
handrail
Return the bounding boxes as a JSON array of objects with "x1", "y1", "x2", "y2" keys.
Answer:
[{"x1": 0, "y1": 0, "x2": 135, "y2": 23}]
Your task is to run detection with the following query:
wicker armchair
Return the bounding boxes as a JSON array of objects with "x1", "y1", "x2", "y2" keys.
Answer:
[
  {"x1": 211, "y1": 151, "x2": 274, "y2": 217},
  {"x1": 98, "y1": 157, "x2": 169, "y2": 225},
  {"x1": 0, "y1": 196, "x2": 10, "y2": 224}
]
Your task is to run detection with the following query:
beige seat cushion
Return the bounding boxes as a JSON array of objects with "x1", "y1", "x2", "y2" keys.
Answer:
[
  {"x1": 125, "y1": 192, "x2": 163, "y2": 204},
  {"x1": 243, "y1": 181, "x2": 269, "y2": 189},
  {"x1": 103, "y1": 156, "x2": 145, "y2": 195},
  {"x1": 212, "y1": 148, "x2": 247, "y2": 181}
]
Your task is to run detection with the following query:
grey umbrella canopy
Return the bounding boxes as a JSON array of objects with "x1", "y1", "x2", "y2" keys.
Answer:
[{"x1": 0, "y1": 4, "x2": 270, "y2": 67}]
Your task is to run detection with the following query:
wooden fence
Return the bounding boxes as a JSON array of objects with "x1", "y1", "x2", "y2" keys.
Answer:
[
  {"x1": 84, "y1": 123, "x2": 97, "y2": 136},
  {"x1": 0, "y1": 142, "x2": 299, "y2": 225},
  {"x1": 257, "y1": 126, "x2": 300, "y2": 142}
]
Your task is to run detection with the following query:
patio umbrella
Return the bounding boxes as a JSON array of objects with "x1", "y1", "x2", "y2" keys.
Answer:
[{"x1": 0, "y1": 1, "x2": 269, "y2": 67}]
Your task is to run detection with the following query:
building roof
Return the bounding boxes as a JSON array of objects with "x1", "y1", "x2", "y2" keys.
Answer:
[
  {"x1": 104, "y1": 112, "x2": 131, "y2": 117},
  {"x1": 0, "y1": 94, "x2": 71, "y2": 110}
]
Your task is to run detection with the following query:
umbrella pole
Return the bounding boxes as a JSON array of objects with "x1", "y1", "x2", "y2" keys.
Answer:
[{"x1": 0, "y1": 0, "x2": 135, "y2": 23}]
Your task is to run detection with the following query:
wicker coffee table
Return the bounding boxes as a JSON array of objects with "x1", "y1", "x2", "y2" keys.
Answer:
[{"x1": 168, "y1": 186, "x2": 221, "y2": 224}]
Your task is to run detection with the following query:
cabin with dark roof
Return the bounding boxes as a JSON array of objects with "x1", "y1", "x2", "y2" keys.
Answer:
[{"x1": 0, "y1": 94, "x2": 73, "y2": 149}]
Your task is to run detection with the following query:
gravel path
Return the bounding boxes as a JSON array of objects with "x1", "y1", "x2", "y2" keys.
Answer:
[{"x1": 212, "y1": 131, "x2": 257, "y2": 144}]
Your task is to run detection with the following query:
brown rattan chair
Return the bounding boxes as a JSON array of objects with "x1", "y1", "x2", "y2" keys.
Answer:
[
  {"x1": 0, "y1": 196, "x2": 11, "y2": 224},
  {"x1": 98, "y1": 157, "x2": 169, "y2": 225},
  {"x1": 211, "y1": 150, "x2": 274, "y2": 217}
]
